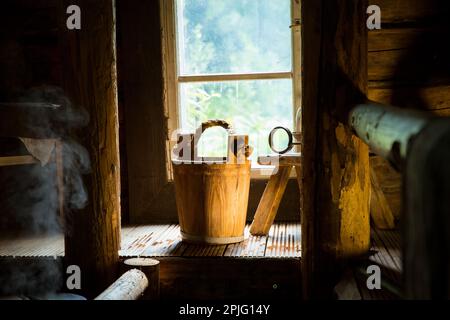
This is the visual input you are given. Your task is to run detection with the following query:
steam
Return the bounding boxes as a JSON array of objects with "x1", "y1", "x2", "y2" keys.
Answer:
[{"x1": 0, "y1": 85, "x2": 90, "y2": 297}]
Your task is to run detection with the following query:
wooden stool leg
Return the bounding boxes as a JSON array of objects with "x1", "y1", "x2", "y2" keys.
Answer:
[{"x1": 250, "y1": 166, "x2": 292, "y2": 236}]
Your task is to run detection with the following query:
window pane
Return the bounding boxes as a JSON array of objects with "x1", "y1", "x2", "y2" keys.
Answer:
[
  {"x1": 179, "y1": 80, "x2": 294, "y2": 162},
  {"x1": 176, "y1": 0, "x2": 292, "y2": 75}
]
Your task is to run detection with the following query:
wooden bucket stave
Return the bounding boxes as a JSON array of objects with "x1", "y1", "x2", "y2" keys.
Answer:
[{"x1": 172, "y1": 120, "x2": 252, "y2": 245}]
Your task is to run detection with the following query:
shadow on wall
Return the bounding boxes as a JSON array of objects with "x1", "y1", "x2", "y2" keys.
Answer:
[{"x1": 390, "y1": 0, "x2": 450, "y2": 111}]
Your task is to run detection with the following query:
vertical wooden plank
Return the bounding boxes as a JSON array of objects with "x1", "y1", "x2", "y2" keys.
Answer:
[
  {"x1": 59, "y1": 0, "x2": 121, "y2": 297},
  {"x1": 302, "y1": 0, "x2": 370, "y2": 299},
  {"x1": 300, "y1": 0, "x2": 322, "y2": 298},
  {"x1": 116, "y1": 0, "x2": 171, "y2": 223}
]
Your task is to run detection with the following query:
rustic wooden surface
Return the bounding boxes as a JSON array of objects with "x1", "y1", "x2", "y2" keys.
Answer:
[
  {"x1": 59, "y1": 0, "x2": 121, "y2": 297},
  {"x1": 156, "y1": 257, "x2": 301, "y2": 301},
  {"x1": 94, "y1": 269, "x2": 148, "y2": 300},
  {"x1": 0, "y1": 223, "x2": 300, "y2": 258},
  {"x1": 301, "y1": 0, "x2": 370, "y2": 299},
  {"x1": 370, "y1": 167, "x2": 395, "y2": 229},
  {"x1": 370, "y1": 156, "x2": 402, "y2": 220},
  {"x1": 345, "y1": 227, "x2": 402, "y2": 300},
  {"x1": 367, "y1": 0, "x2": 450, "y2": 119},
  {"x1": 299, "y1": 0, "x2": 321, "y2": 300},
  {"x1": 173, "y1": 161, "x2": 251, "y2": 244},
  {"x1": 116, "y1": 0, "x2": 169, "y2": 224}
]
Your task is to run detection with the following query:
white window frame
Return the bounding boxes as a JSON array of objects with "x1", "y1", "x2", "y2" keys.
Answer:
[{"x1": 160, "y1": 0, "x2": 301, "y2": 179}]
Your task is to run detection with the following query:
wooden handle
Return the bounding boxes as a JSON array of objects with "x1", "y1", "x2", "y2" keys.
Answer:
[
  {"x1": 189, "y1": 120, "x2": 253, "y2": 162},
  {"x1": 194, "y1": 120, "x2": 233, "y2": 139},
  {"x1": 193, "y1": 120, "x2": 233, "y2": 160}
]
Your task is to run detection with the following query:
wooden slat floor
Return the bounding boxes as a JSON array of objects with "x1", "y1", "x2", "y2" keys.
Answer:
[
  {"x1": 342, "y1": 227, "x2": 402, "y2": 300},
  {"x1": 0, "y1": 223, "x2": 301, "y2": 258}
]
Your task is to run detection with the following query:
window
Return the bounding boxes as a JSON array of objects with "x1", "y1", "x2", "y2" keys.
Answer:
[{"x1": 162, "y1": 0, "x2": 301, "y2": 170}]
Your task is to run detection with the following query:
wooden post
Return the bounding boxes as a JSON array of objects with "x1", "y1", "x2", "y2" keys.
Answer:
[
  {"x1": 301, "y1": 0, "x2": 370, "y2": 299},
  {"x1": 404, "y1": 118, "x2": 450, "y2": 299},
  {"x1": 122, "y1": 258, "x2": 160, "y2": 300},
  {"x1": 59, "y1": 0, "x2": 121, "y2": 297}
]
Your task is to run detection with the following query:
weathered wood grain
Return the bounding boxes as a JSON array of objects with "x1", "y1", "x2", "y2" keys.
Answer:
[
  {"x1": 369, "y1": 0, "x2": 446, "y2": 24},
  {"x1": 301, "y1": 0, "x2": 370, "y2": 299},
  {"x1": 122, "y1": 258, "x2": 160, "y2": 300},
  {"x1": 368, "y1": 84, "x2": 450, "y2": 116},
  {"x1": 250, "y1": 166, "x2": 292, "y2": 236},
  {"x1": 116, "y1": 0, "x2": 168, "y2": 224},
  {"x1": 370, "y1": 166, "x2": 396, "y2": 229},
  {"x1": 95, "y1": 269, "x2": 148, "y2": 300},
  {"x1": 370, "y1": 156, "x2": 402, "y2": 220},
  {"x1": 59, "y1": 0, "x2": 121, "y2": 297}
]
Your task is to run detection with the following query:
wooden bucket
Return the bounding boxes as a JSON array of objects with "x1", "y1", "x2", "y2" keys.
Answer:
[{"x1": 172, "y1": 120, "x2": 252, "y2": 245}]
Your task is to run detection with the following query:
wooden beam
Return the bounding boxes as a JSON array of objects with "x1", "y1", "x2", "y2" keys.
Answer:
[
  {"x1": 370, "y1": 167, "x2": 395, "y2": 229},
  {"x1": 350, "y1": 102, "x2": 431, "y2": 166},
  {"x1": 404, "y1": 118, "x2": 450, "y2": 299},
  {"x1": 302, "y1": 0, "x2": 370, "y2": 299},
  {"x1": 368, "y1": 84, "x2": 450, "y2": 117},
  {"x1": 59, "y1": 0, "x2": 121, "y2": 297},
  {"x1": 369, "y1": 0, "x2": 445, "y2": 24},
  {"x1": 95, "y1": 269, "x2": 148, "y2": 300}
]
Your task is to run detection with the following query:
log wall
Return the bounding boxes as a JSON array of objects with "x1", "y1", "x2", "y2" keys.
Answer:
[{"x1": 367, "y1": 0, "x2": 450, "y2": 221}]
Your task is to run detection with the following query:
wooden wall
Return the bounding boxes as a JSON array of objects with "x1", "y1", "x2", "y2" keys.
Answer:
[
  {"x1": 0, "y1": 0, "x2": 61, "y2": 101},
  {"x1": 1, "y1": 0, "x2": 449, "y2": 226},
  {"x1": 368, "y1": 0, "x2": 450, "y2": 116},
  {"x1": 367, "y1": 0, "x2": 450, "y2": 220},
  {"x1": 0, "y1": 0, "x2": 299, "y2": 225}
]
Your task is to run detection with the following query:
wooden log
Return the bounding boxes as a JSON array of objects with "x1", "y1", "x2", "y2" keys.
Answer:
[
  {"x1": 95, "y1": 269, "x2": 148, "y2": 300},
  {"x1": 59, "y1": 0, "x2": 121, "y2": 297},
  {"x1": 122, "y1": 258, "x2": 160, "y2": 300},
  {"x1": 370, "y1": 167, "x2": 395, "y2": 229},
  {"x1": 368, "y1": 84, "x2": 450, "y2": 117},
  {"x1": 368, "y1": 28, "x2": 443, "y2": 52},
  {"x1": 368, "y1": 49, "x2": 449, "y2": 82},
  {"x1": 301, "y1": 0, "x2": 370, "y2": 299},
  {"x1": 250, "y1": 166, "x2": 292, "y2": 236},
  {"x1": 404, "y1": 118, "x2": 450, "y2": 299},
  {"x1": 369, "y1": 0, "x2": 446, "y2": 24},
  {"x1": 349, "y1": 102, "x2": 431, "y2": 166}
]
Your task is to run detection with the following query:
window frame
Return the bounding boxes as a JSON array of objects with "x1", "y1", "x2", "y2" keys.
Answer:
[{"x1": 160, "y1": 0, "x2": 301, "y2": 178}]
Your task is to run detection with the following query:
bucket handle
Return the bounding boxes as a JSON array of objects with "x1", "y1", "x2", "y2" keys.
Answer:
[
  {"x1": 194, "y1": 119, "x2": 234, "y2": 138},
  {"x1": 193, "y1": 120, "x2": 252, "y2": 162}
]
